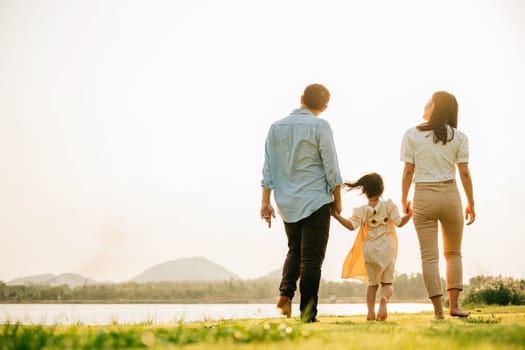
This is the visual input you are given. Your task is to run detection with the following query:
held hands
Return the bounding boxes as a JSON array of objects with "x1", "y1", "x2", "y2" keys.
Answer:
[
  {"x1": 397, "y1": 201, "x2": 413, "y2": 228},
  {"x1": 260, "y1": 202, "x2": 275, "y2": 228},
  {"x1": 402, "y1": 199, "x2": 409, "y2": 214},
  {"x1": 332, "y1": 199, "x2": 342, "y2": 217},
  {"x1": 404, "y1": 201, "x2": 413, "y2": 218},
  {"x1": 331, "y1": 205, "x2": 347, "y2": 226},
  {"x1": 331, "y1": 209, "x2": 342, "y2": 221},
  {"x1": 331, "y1": 208, "x2": 355, "y2": 231}
]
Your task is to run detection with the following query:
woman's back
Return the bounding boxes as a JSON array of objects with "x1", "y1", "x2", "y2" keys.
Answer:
[{"x1": 401, "y1": 126, "x2": 469, "y2": 183}]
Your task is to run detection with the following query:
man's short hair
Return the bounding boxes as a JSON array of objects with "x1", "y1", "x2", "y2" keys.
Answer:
[{"x1": 303, "y1": 84, "x2": 330, "y2": 110}]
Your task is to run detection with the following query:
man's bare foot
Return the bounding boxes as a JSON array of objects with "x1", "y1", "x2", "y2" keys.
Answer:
[
  {"x1": 434, "y1": 313, "x2": 445, "y2": 320},
  {"x1": 376, "y1": 297, "x2": 388, "y2": 321},
  {"x1": 366, "y1": 312, "x2": 376, "y2": 321},
  {"x1": 450, "y1": 307, "x2": 470, "y2": 317},
  {"x1": 276, "y1": 296, "x2": 292, "y2": 318}
]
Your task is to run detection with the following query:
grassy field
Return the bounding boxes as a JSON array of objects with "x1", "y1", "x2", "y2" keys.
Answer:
[{"x1": 1, "y1": 305, "x2": 524, "y2": 349}]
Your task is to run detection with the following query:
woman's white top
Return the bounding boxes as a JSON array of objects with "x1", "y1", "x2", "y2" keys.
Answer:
[{"x1": 400, "y1": 125, "x2": 469, "y2": 183}]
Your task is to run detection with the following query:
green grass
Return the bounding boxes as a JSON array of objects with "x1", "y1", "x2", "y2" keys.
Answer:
[{"x1": 1, "y1": 306, "x2": 524, "y2": 349}]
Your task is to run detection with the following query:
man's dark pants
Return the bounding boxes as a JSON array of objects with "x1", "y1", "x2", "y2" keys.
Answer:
[{"x1": 279, "y1": 203, "x2": 331, "y2": 322}]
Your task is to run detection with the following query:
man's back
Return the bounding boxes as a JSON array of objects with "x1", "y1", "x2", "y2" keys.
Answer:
[{"x1": 262, "y1": 108, "x2": 341, "y2": 223}]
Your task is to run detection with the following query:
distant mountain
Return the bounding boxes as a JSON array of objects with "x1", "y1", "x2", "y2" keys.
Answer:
[
  {"x1": 7, "y1": 273, "x2": 99, "y2": 288},
  {"x1": 256, "y1": 268, "x2": 281, "y2": 280},
  {"x1": 130, "y1": 257, "x2": 240, "y2": 283},
  {"x1": 4, "y1": 257, "x2": 263, "y2": 286}
]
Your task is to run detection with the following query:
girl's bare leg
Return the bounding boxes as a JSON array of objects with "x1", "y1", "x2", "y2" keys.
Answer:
[
  {"x1": 366, "y1": 285, "x2": 379, "y2": 321},
  {"x1": 376, "y1": 283, "x2": 393, "y2": 321},
  {"x1": 430, "y1": 295, "x2": 445, "y2": 319},
  {"x1": 448, "y1": 288, "x2": 470, "y2": 317}
]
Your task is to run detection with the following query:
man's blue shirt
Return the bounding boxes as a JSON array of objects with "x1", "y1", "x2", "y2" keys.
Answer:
[{"x1": 261, "y1": 109, "x2": 343, "y2": 223}]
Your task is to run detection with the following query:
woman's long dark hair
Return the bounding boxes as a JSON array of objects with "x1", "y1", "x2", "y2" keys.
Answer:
[
  {"x1": 417, "y1": 91, "x2": 458, "y2": 144},
  {"x1": 344, "y1": 173, "x2": 384, "y2": 199}
]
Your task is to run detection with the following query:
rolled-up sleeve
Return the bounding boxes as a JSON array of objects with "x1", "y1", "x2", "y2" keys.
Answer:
[
  {"x1": 400, "y1": 130, "x2": 414, "y2": 164},
  {"x1": 317, "y1": 121, "x2": 343, "y2": 193},
  {"x1": 261, "y1": 129, "x2": 274, "y2": 190}
]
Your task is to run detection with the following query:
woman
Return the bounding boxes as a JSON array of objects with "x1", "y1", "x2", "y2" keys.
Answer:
[{"x1": 400, "y1": 91, "x2": 475, "y2": 319}]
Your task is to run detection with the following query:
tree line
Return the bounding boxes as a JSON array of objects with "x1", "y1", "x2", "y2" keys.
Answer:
[{"x1": 0, "y1": 274, "x2": 522, "y2": 305}]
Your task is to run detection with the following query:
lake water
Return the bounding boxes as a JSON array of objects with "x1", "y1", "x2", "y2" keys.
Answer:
[{"x1": 0, "y1": 303, "x2": 433, "y2": 325}]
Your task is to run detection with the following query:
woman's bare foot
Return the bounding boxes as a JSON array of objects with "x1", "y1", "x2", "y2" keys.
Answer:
[
  {"x1": 376, "y1": 297, "x2": 388, "y2": 321},
  {"x1": 450, "y1": 307, "x2": 470, "y2": 317},
  {"x1": 366, "y1": 312, "x2": 376, "y2": 321},
  {"x1": 448, "y1": 289, "x2": 469, "y2": 317},
  {"x1": 430, "y1": 295, "x2": 445, "y2": 320}
]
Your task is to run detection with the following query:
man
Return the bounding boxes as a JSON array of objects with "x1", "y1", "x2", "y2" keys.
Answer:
[{"x1": 260, "y1": 83, "x2": 343, "y2": 322}]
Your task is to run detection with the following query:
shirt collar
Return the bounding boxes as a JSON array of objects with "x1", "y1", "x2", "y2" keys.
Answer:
[{"x1": 291, "y1": 108, "x2": 315, "y2": 117}]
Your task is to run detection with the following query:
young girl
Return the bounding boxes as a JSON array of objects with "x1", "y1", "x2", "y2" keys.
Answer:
[{"x1": 333, "y1": 173, "x2": 412, "y2": 321}]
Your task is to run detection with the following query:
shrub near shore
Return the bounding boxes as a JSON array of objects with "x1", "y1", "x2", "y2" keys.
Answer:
[{"x1": 464, "y1": 275, "x2": 525, "y2": 306}]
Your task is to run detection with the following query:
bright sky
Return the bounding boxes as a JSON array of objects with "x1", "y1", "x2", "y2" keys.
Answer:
[{"x1": 1, "y1": 0, "x2": 524, "y2": 284}]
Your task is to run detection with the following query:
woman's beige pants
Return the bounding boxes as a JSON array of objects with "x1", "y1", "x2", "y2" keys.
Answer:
[{"x1": 413, "y1": 182, "x2": 464, "y2": 298}]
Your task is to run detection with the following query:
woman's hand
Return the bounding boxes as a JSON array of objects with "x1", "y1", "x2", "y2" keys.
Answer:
[
  {"x1": 465, "y1": 204, "x2": 475, "y2": 225},
  {"x1": 458, "y1": 163, "x2": 475, "y2": 225}
]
